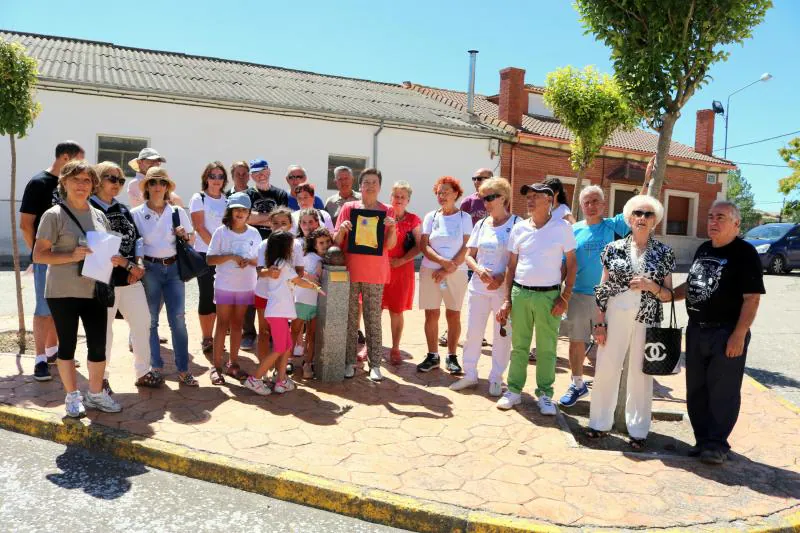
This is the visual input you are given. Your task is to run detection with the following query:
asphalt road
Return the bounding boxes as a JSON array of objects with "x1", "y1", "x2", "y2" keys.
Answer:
[{"x1": 0, "y1": 428, "x2": 406, "y2": 533}]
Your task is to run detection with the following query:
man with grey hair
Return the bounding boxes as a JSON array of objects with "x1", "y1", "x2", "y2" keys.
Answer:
[
  {"x1": 558, "y1": 184, "x2": 630, "y2": 407},
  {"x1": 286, "y1": 165, "x2": 324, "y2": 211},
  {"x1": 324, "y1": 165, "x2": 361, "y2": 220},
  {"x1": 672, "y1": 199, "x2": 764, "y2": 465}
]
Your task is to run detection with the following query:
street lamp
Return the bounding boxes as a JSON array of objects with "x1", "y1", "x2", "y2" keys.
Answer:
[{"x1": 716, "y1": 73, "x2": 773, "y2": 159}]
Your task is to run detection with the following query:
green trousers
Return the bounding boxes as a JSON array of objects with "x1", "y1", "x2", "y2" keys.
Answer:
[{"x1": 507, "y1": 285, "x2": 562, "y2": 398}]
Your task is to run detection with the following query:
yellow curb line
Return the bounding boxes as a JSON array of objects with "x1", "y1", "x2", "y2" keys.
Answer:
[{"x1": 744, "y1": 374, "x2": 800, "y2": 415}]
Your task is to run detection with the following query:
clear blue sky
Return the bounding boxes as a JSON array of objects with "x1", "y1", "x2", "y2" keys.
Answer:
[{"x1": 4, "y1": 0, "x2": 798, "y2": 211}]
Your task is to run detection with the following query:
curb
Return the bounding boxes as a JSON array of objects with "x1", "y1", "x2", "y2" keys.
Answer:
[{"x1": 744, "y1": 374, "x2": 800, "y2": 415}]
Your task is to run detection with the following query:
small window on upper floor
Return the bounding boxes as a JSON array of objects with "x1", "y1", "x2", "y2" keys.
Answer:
[
  {"x1": 97, "y1": 135, "x2": 149, "y2": 177},
  {"x1": 327, "y1": 154, "x2": 367, "y2": 190}
]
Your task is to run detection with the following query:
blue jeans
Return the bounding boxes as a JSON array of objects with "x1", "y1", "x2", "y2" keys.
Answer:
[
  {"x1": 142, "y1": 261, "x2": 190, "y2": 372},
  {"x1": 33, "y1": 263, "x2": 51, "y2": 316}
]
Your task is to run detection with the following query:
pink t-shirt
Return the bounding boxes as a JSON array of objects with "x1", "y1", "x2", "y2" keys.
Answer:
[{"x1": 335, "y1": 201, "x2": 394, "y2": 284}]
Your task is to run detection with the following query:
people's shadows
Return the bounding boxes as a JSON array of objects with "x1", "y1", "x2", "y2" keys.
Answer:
[
  {"x1": 745, "y1": 367, "x2": 800, "y2": 390},
  {"x1": 45, "y1": 445, "x2": 147, "y2": 500}
]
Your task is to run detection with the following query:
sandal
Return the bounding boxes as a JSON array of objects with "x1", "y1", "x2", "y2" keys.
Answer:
[
  {"x1": 135, "y1": 371, "x2": 164, "y2": 388},
  {"x1": 210, "y1": 368, "x2": 226, "y2": 386},
  {"x1": 629, "y1": 437, "x2": 647, "y2": 451},
  {"x1": 178, "y1": 372, "x2": 199, "y2": 387},
  {"x1": 225, "y1": 362, "x2": 247, "y2": 381},
  {"x1": 201, "y1": 338, "x2": 213, "y2": 360},
  {"x1": 585, "y1": 428, "x2": 608, "y2": 439}
]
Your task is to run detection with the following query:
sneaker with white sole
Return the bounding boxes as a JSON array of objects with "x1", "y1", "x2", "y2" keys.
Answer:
[
  {"x1": 65, "y1": 391, "x2": 85, "y2": 418},
  {"x1": 273, "y1": 380, "x2": 290, "y2": 394},
  {"x1": 496, "y1": 391, "x2": 522, "y2": 410},
  {"x1": 449, "y1": 378, "x2": 478, "y2": 391},
  {"x1": 488, "y1": 381, "x2": 503, "y2": 397},
  {"x1": 558, "y1": 382, "x2": 589, "y2": 407},
  {"x1": 344, "y1": 364, "x2": 355, "y2": 378},
  {"x1": 83, "y1": 390, "x2": 122, "y2": 413},
  {"x1": 244, "y1": 376, "x2": 271, "y2": 396},
  {"x1": 368, "y1": 367, "x2": 383, "y2": 382},
  {"x1": 283, "y1": 378, "x2": 297, "y2": 391},
  {"x1": 538, "y1": 395, "x2": 557, "y2": 416}
]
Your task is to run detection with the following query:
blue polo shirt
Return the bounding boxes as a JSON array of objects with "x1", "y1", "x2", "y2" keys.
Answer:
[
  {"x1": 573, "y1": 213, "x2": 630, "y2": 295},
  {"x1": 287, "y1": 194, "x2": 325, "y2": 211}
]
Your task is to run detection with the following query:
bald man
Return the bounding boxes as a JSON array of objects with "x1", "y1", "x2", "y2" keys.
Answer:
[{"x1": 460, "y1": 168, "x2": 493, "y2": 224}]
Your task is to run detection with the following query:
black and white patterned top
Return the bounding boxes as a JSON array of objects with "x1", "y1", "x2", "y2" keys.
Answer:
[{"x1": 594, "y1": 235, "x2": 676, "y2": 326}]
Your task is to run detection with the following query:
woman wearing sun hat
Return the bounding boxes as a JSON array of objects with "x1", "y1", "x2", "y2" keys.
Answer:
[{"x1": 131, "y1": 167, "x2": 198, "y2": 386}]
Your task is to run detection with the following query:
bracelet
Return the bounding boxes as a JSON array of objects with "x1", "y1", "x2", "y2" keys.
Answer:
[{"x1": 125, "y1": 261, "x2": 133, "y2": 272}]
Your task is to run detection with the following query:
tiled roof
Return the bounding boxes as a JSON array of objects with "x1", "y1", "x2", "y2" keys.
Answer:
[
  {"x1": 0, "y1": 30, "x2": 509, "y2": 137},
  {"x1": 407, "y1": 84, "x2": 733, "y2": 167}
]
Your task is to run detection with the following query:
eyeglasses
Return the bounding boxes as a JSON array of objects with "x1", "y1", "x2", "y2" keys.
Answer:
[
  {"x1": 472, "y1": 176, "x2": 488, "y2": 182},
  {"x1": 482, "y1": 193, "x2": 501, "y2": 203},
  {"x1": 208, "y1": 173, "x2": 225, "y2": 180},
  {"x1": 287, "y1": 174, "x2": 305, "y2": 180},
  {"x1": 147, "y1": 179, "x2": 170, "y2": 187},
  {"x1": 102, "y1": 174, "x2": 125, "y2": 185},
  {"x1": 632, "y1": 210, "x2": 656, "y2": 219}
]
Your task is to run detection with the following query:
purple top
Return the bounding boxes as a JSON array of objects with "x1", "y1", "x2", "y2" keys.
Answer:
[{"x1": 460, "y1": 192, "x2": 487, "y2": 225}]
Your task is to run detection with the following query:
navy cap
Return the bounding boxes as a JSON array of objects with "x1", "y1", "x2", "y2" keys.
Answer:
[
  {"x1": 520, "y1": 183, "x2": 554, "y2": 196},
  {"x1": 249, "y1": 159, "x2": 269, "y2": 173}
]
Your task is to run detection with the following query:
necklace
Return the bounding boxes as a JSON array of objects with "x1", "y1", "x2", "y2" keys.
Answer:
[{"x1": 629, "y1": 237, "x2": 649, "y2": 274}]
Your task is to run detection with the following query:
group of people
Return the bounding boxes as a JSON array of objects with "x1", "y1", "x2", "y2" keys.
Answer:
[{"x1": 20, "y1": 141, "x2": 764, "y2": 464}]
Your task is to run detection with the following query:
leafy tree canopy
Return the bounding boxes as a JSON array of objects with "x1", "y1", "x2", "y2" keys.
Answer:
[
  {"x1": 725, "y1": 169, "x2": 761, "y2": 232},
  {"x1": 0, "y1": 39, "x2": 41, "y2": 138},
  {"x1": 777, "y1": 137, "x2": 800, "y2": 196}
]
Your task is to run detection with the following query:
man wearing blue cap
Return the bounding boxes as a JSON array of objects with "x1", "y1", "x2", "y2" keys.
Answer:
[{"x1": 246, "y1": 159, "x2": 288, "y2": 240}]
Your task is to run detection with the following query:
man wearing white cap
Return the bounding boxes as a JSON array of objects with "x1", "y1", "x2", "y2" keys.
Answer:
[{"x1": 127, "y1": 148, "x2": 183, "y2": 208}]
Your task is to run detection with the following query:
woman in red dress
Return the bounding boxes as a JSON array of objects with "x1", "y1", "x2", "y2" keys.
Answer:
[{"x1": 382, "y1": 181, "x2": 422, "y2": 364}]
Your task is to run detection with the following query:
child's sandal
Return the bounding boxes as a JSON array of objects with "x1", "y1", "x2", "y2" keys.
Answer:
[{"x1": 209, "y1": 368, "x2": 226, "y2": 386}]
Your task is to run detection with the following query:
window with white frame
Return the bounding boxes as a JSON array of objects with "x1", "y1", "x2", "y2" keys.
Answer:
[
  {"x1": 97, "y1": 135, "x2": 149, "y2": 177},
  {"x1": 327, "y1": 154, "x2": 367, "y2": 190},
  {"x1": 609, "y1": 183, "x2": 638, "y2": 217},
  {"x1": 663, "y1": 190, "x2": 699, "y2": 237}
]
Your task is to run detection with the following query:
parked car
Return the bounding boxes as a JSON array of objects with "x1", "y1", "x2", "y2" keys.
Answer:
[{"x1": 743, "y1": 222, "x2": 800, "y2": 274}]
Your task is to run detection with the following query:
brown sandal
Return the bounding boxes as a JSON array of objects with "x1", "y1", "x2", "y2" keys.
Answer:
[
  {"x1": 209, "y1": 368, "x2": 226, "y2": 386},
  {"x1": 225, "y1": 362, "x2": 248, "y2": 381},
  {"x1": 629, "y1": 437, "x2": 647, "y2": 451},
  {"x1": 585, "y1": 428, "x2": 608, "y2": 439},
  {"x1": 135, "y1": 371, "x2": 164, "y2": 388}
]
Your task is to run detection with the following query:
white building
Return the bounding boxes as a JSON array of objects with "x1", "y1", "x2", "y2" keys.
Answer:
[{"x1": 0, "y1": 30, "x2": 510, "y2": 260}]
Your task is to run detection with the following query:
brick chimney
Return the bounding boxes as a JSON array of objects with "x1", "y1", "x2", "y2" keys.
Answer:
[
  {"x1": 694, "y1": 109, "x2": 716, "y2": 156},
  {"x1": 499, "y1": 67, "x2": 527, "y2": 129}
]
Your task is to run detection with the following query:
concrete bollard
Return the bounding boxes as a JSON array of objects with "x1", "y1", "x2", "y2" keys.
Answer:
[{"x1": 314, "y1": 264, "x2": 350, "y2": 381}]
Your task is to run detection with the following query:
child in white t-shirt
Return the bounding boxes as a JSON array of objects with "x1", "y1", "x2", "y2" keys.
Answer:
[
  {"x1": 289, "y1": 209, "x2": 325, "y2": 358},
  {"x1": 205, "y1": 193, "x2": 261, "y2": 385}
]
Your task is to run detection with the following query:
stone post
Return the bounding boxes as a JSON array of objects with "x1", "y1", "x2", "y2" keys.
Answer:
[{"x1": 314, "y1": 264, "x2": 350, "y2": 381}]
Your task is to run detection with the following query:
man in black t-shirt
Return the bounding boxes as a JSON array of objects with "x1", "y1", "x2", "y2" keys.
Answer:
[
  {"x1": 673, "y1": 200, "x2": 765, "y2": 465},
  {"x1": 19, "y1": 140, "x2": 85, "y2": 382},
  {"x1": 245, "y1": 158, "x2": 288, "y2": 240}
]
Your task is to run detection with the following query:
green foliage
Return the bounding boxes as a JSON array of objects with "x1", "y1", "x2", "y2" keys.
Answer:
[
  {"x1": 782, "y1": 200, "x2": 800, "y2": 223},
  {"x1": 777, "y1": 137, "x2": 800, "y2": 196},
  {"x1": 0, "y1": 39, "x2": 41, "y2": 138},
  {"x1": 725, "y1": 169, "x2": 761, "y2": 232},
  {"x1": 575, "y1": 0, "x2": 772, "y2": 130},
  {"x1": 543, "y1": 65, "x2": 638, "y2": 172}
]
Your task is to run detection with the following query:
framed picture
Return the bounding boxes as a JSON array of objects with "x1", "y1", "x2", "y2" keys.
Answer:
[{"x1": 347, "y1": 208, "x2": 386, "y2": 256}]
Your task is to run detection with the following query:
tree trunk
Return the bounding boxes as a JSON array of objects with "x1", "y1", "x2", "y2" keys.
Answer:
[
  {"x1": 646, "y1": 113, "x2": 678, "y2": 199},
  {"x1": 614, "y1": 348, "x2": 630, "y2": 433},
  {"x1": 9, "y1": 134, "x2": 26, "y2": 351},
  {"x1": 571, "y1": 167, "x2": 585, "y2": 220}
]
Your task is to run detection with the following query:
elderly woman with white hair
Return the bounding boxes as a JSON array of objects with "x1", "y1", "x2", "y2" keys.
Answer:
[{"x1": 587, "y1": 194, "x2": 676, "y2": 450}]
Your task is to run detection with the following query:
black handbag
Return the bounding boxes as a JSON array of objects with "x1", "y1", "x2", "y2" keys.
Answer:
[
  {"x1": 402, "y1": 229, "x2": 416, "y2": 252},
  {"x1": 642, "y1": 292, "x2": 682, "y2": 375},
  {"x1": 171, "y1": 208, "x2": 209, "y2": 282}
]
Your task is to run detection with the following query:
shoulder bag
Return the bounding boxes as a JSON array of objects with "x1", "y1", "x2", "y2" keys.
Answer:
[
  {"x1": 642, "y1": 291, "x2": 682, "y2": 375},
  {"x1": 171, "y1": 207, "x2": 209, "y2": 282}
]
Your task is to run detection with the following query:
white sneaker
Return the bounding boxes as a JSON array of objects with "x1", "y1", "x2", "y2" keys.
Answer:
[
  {"x1": 244, "y1": 376, "x2": 271, "y2": 396},
  {"x1": 344, "y1": 364, "x2": 355, "y2": 378},
  {"x1": 283, "y1": 378, "x2": 297, "y2": 391},
  {"x1": 368, "y1": 367, "x2": 383, "y2": 382},
  {"x1": 83, "y1": 390, "x2": 122, "y2": 413},
  {"x1": 496, "y1": 391, "x2": 521, "y2": 410},
  {"x1": 65, "y1": 391, "x2": 85, "y2": 418},
  {"x1": 273, "y1": 380, "x2": 289, "y2": 394},
  {"x1": 449, "y1": 378, "x2": 478, "y2": 391},
  {"x1": 538, "y1": 395, "x2": 557, "y2": 416},
  {"x1": 488, "y1": 381, "x2": 503, "y2": 397}
]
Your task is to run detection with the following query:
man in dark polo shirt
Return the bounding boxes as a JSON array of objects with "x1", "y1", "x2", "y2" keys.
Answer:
[
  {"x1": 673, "y1": 200, "x2": 765, "y2": 465},
  {"x1": 19, "y1": 140, "x2": 85, "y2": 382}
]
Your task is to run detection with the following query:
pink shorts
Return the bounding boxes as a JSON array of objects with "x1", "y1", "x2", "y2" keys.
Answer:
[
  {"x1": 214, "y1": 289, "x2": 254, "y2": 306},
  {"x1": 266, "y1": 317, "x2": 292, "y2": 352}
]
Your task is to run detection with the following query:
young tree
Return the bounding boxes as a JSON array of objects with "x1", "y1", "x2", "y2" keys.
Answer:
[
  {"x1": 575, "y1": 0, "x2": 772, "y2": 198},
  {"x1": 726, "y1": 169, "x2": 761, "y2": 233},
  {"x1": 543, "y1": 65, "x2": 638, "y2": 218},
  {"x1": 0, "y1": 40, "x2": 42, "y2": 351},
  {"x1": 777, "y1": 137, "x2": 800, "y2": 198}
]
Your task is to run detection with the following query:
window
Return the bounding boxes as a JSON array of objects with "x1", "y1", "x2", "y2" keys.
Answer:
[
  {"x1": 706, "y1": 173, "x2": 718, "y2": 184},
  {"x1": 97, "y1": 135, "x2": 149, "y2": 177},
  {"x1": 327, "y1": 154, "x2": 367, "y2": 190},
  {"x1": 611, "y1": 189, "x2": 636, "y2": 216},
  {"x1": 666, "y1": 196, "x2": 690, "y2": 235}
]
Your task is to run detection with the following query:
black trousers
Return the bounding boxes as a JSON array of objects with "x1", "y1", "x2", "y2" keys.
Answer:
[
  {"x1": 47, "y1": 297, "x2": 108, "y2": 362},
  {"x1": 243, "y1": 305, "x2": 257, "y2": 338},
  {"x1": 196, "y1": 253, "x2": 216, "y2": 316},
  {"x1": 685, "y1": 324, "x2": 750, "y2": 452}
]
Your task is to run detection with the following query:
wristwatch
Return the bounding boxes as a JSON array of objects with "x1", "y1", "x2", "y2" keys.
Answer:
[{"x1": 125, "y1": 261, "x2": 134, "y2": 272}]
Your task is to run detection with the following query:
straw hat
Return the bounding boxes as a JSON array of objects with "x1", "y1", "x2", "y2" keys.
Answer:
[{"x1": 139, "y1": 166, "x2": 176, "y2": 194}]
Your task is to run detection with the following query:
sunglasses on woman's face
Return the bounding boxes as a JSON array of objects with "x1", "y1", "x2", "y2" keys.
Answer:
[
  {"x1": 632, "y1": 210, "x2": 656, "y2": 219},
  {"x1": 148, "y1": 179, "x2": 170, "y2": 187},
  {"x1": 208, "y1": 173, "x2": 225, "y2": 180},
  {"x1": 102, "y1": 174, "x2": 125, "y2": 185},
  {"x1": 482, "y1": 193, "x2": 501, "y2": 203}
]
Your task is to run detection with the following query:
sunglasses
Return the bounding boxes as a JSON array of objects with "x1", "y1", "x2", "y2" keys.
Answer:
[
  {"x1": 208, "y1": 173, "x2": 225, "y2": 180},
  {"x1": 632, "y1": 210, "x2": 656, "y2": 219},
  {"x1": 102, "y1": 174, "x2": 125, "y2": 185},
  {"x1": 147, "y1": 179, "x2": 170, "y2": 187},
  {"x1": 482, "y1": 193, "x2": 501, "y2": 203},
  {"x1": 472, "y1": 176, "x2": 488, "y2": 182},
  {"x1": 287, "y1": 174, "x2": 305, "y2": 180}
]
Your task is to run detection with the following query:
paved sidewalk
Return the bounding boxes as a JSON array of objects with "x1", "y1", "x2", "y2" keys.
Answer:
[{"x1": 0, "y1": 306, "x2": 799, "y2": 531}]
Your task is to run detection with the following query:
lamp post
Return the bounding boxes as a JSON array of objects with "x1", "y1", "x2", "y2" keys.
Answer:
[{"x1": 720, "y1": 73, "x2": 773, "y2": 159}]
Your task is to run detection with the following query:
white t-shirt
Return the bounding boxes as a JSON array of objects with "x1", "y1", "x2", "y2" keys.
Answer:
[
  {"x1": 509, "y1": 217, "x2": 576, "y2": 287},
  {"x1": 189, "y1": 192, "x2": 228, "y2": 253},
  {"x1": 131, "y1": 204, "x2": 194, "y2": 258},
  {"x1": 259, "y1": 260, "x2": 297, "y2": 319},
  {"x1": 206, "y1": 225, "x2": 261, "y2": 292},
  {"x1": 295, "y1": 252, "x2": 323, "y2": 306},
  {"x1": 290, "y1": 209, "x2": 335, "y2": 237},
  {"x1": 420, "y1": 210, "x2": 473, "y2": 270},
  {"x1": 552, "y1": 203, "x2": 572, "y2": 221},
  {"x1": 466, "y1": 215, "x2": 520, "y2": 294},
  {"x1": 127, "y1": 174, "x2": 145, "y2": 208}
]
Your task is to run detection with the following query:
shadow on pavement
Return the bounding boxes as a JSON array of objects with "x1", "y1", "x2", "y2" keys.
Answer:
[{"x1": 45, "y1": 445, "x2": 147, "y2": 500}]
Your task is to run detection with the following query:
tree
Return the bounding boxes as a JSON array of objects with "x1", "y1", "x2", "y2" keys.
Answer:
[
  {"x1": 726, "y1": 169, "x2": 761, "y2": 233},
  {"x1": 575, "y1": 0, "x2": 772, "y2": 198},
  {"x1": 543, "y1": 65, "x2": 638, "y2": 217},
  {"x1": 777, "y1": 137, "x2": 800, "y2": 197},
  {"x1": 0, "y1": 40, "x2": 42, "y2": 351}
]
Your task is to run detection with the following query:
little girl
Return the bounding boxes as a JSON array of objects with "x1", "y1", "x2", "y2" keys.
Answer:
[
  {"x1": 290, "y1": 209, "x2": 324, "y2": 358},
  {"x1": 246, "y1": 230, "x2": 320, "y2": 395},
  {"x1": 205, "y1": 193, "x2": 261, "y2": 385},
  {"x1": 294, "y1": 227, "x2": 332, "y2": 379}
]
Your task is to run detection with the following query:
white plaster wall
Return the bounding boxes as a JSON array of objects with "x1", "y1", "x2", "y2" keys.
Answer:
[{"x1": 0, "y1": 90, "x2": 497, "y2": 257}]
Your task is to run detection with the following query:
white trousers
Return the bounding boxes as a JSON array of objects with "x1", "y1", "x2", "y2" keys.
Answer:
[
  {"x1": 462, "y1": 287, "x2": 512, "y2": 383},
  {"x1": 105, "y1": 282, "x2": 152, "y2": 379},
  {"x1": 588, "y1": 291, "x2": 653, "y2": 439}
]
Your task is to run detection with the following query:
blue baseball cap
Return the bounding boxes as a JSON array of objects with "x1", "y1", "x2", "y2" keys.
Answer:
[
  {"x1": 249, "y1": 159, "x2": 269, "y2": 173},
  {"x1": 227, "y1": 191, "x2": 252, "y2": 210}
]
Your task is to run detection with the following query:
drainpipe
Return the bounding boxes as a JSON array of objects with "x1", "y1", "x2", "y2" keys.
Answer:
[
  {"x1": 373, "y1": 120, "x2": 384, "y2": 167},
  {"x1": 467, "y1": 50, "x2": 478, "y2": 115}
]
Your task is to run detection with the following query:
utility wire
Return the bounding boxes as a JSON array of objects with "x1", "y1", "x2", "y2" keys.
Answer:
[
  {"x1": 732, "y1": 162, "x2": 790, "y2": 168},
  {"x1": 714, "y1": 130, "x2": 800, "y2": 152}
]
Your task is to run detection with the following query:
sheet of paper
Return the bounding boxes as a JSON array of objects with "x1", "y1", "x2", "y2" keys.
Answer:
[{"x1": 81, "y1": 231, "x2": 122, "y2": 283}]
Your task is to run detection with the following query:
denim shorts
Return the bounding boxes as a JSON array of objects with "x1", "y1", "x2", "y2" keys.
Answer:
[{"x1": 33, "y1": 263, "x2": 51, "y2": 317}]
